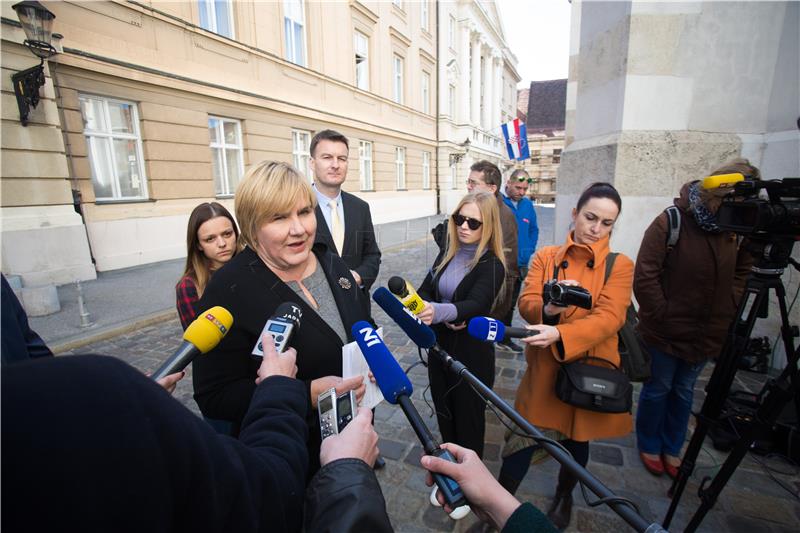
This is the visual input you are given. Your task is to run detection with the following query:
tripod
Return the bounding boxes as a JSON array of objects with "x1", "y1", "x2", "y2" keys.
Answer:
[{"x1": 663, "y1": 239, "x2": 799, "y2": 531}]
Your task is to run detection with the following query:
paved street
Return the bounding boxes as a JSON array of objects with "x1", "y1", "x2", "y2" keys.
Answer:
[{"x1": 57, "y1": 207, "x2": 799, "y2": 532}]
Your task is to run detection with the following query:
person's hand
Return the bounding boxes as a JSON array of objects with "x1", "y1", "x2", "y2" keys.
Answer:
[
  {"x1": 420, "y1": 442, "x2": 521, "y2": 529},
  {"x1": 417, "y1": 301, "x2": 434, "y2": 325},
  {"x1": 350, "y1": 270, "x2": 363, "y2": 286},
  {"x1": 543, "y1": 279, "x2": 581, "y2": 316},
  {"x1": 156, "y1": 371, "x2": 185, "y2": 394},
  {"x1": 319, "y1": 407, "x2": 379, "y2": 467},
  {"x1": 520, "y1": 323, "x2": 561, "y2": 348},
  {"x1": 256, "y1": 333, "x2": 298, "y2": 384},
  {"x1": 445, "y1": 321, "x2": 466, "y2": 331},
  {"x1": 368, "y1": 370, "x2": 376, "y2": 384},
  {"x1": 310, "y1": 375, "x2": 366, "y2": 408}
]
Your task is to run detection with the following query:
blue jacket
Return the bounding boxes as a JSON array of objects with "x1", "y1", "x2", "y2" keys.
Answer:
[{"x1": 502, "y1": 194, "x2": 538, "y2": 268}]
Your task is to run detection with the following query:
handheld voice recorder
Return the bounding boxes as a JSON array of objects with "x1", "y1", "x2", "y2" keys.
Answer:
[
  {"x1": 252, "y1": 303, "x2": 302, "y2": 356},
  {"x1": 318, "y1": 387, "x2": 357, "y2": 440}
]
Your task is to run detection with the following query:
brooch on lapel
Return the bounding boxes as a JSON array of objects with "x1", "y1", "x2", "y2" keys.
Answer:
[{"x1": 338, "y1": 277, "x2": 352, "y2": 290}]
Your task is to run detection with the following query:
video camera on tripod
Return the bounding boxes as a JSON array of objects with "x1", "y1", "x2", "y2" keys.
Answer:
[{"x1": 713, "y1": 175, "x2": 800, "y2": 239}]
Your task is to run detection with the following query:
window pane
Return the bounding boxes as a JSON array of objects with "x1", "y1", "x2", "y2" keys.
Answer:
[
  {"x1": 284, "y1": 18, "x2": 293, "y2": 61},
  {"x1": 208, "y1": 118, "x2": 220, "y2": 143},
  {"x1": 87, "y1": 137, "x2": 114, "y2": 199},
  {"x1": 113, "y1": 139, "x2": 143, "y2": 198},
  {"x1": 107, "y1": 102, "x2": 134, "y2": 134},
  {"x1": 214, "y1": 0, "x2": 232, "y2": 37},
  {"x1": 212, "y1": 147, "x2": 225, "y2": 195},
  {"x1": 225, "y1": 148, "x2": 242, "y2": 191},
  {"x1": 223, "y1": 121, "x2": 238, "y2": 144},
  {"x1": 285, "y1": 0, "x2": 302, "y2": 20},
  {"x1": 293, "y1": 23, "x2": 305, "y2": 65},
  {"x1": 199, "y1": 0, "x2": 211, "y2": 30},
  {"x1": 80, "y1": 98, "x2": 107, "y2": 132}
]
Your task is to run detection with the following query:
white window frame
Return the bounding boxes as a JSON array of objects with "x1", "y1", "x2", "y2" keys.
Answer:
[
  {"x1": 395, "y1": 147, "x2": 406, "y2": 190},
  {"x1": 358, "y1": 140, "x2": 373, "y2": 191},
  {"x1": 198, "y1": 0, "x2": 235, "y2": 38},
  {"x1": 449, "y1": 84, "x2": 456, "y2": 118},
  {"x1": 421, "y1": 71, "x2": 430, "y2": 114},
  {"x1": 449, "y1": 15, "x2": 455, "y2": 48},
  {"x1": 420, "y1": 1, "x2": 429, "y2": 32},
  {"x1": 450, "y1": 162, "x2": 458, "y2": 189},
  {"x1": 392, "y1": 0, "x2": 403, "y2": 9},
  {"x1": 354, "y1": 31, "x2": 369, "y2": 90},
  {"x1": 79, "y1": 94, "x2": 148, "y2": 201},
  {"x1": 393, "y1": 54, "x2": 404, "y2": 104},
  {"x1": 292, "y1": 129, "x2": 313, "y2": 182},
  {"x1": 284, "y1": 0, "x2": 307, "y2": 67},
  {"x1": 208, "y1": 117, "x2": 244, "y2": 197},
  {"x1": 422, "y1": 151, "x2": 431, "y2": 190}
]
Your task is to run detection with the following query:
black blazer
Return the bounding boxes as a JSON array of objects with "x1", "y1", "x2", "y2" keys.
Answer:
[
  {"x1": 315, "y1": 190, "x2": 381, "y2": 290},
  {"x1": 417, "y1": 249, "x2": 505, "y2": 363},
  {"x1": 192, "y1": 243, "x2": 372, "y2": 470}
]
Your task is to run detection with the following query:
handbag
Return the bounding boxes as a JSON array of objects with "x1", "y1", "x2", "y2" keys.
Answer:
[{"x1": 555, "y1": 356, "x2": 633, "y2": 413}]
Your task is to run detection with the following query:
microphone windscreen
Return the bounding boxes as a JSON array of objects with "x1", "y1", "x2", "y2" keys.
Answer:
[
  {"x1": 274, "y1": 301, "x2": 302, "y2": 327},
  {"x1": 467, "y1": 316, "x2": 506, "y2": 342},
  {"x1": 702, "y1": 172, "x2": 744, "y2": 190},
  {"x1": 184, "y1": 306, "x2": 233, "y2": 353},
  {"x1": 351, "y1": 321, "x2": 413, "y2": 404},
  {"x1": 372, "y1": 287, "x2": 437, "y2": 349},
  {"x1": 387, "y1": 276, "x2": 407, "y2": 297}
]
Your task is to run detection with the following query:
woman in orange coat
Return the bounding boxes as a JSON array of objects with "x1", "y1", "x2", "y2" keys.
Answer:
[{"x1": 497, "y1": 182, "x2": 633, "y2": 531}]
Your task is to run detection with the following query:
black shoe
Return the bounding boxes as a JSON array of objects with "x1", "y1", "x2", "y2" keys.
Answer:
[
  {"x1": 500, "y1": 338, "x2": 523, "y2": 353},
  {"x1": 373, "y1": 456, "x2": 386, "y2": 470}
]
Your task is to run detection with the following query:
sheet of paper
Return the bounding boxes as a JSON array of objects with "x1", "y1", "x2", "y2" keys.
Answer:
[{"x1": 342, "y1": 327, "x2": 385, "y2": 410}]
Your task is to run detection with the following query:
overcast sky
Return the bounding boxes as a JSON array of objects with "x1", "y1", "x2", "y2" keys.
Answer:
[{"x1": 497, "y1": 0, "x2": 572, "y2": 87}]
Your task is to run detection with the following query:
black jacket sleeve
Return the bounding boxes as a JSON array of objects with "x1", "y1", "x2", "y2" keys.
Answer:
[
  {"x1": 453, "y1": 256, "x2": 506, "y2": 324},
  {"x1": 354, "y1": 203, "x2": 382, "y2": 291},
  {"x1": 304, "y1": 458, "x2": 392, "y2": 532}
]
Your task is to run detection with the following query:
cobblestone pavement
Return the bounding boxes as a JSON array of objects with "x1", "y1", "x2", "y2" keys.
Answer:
[{"x1": 63, "y1": 216, "x2": 799, "y2": 532}]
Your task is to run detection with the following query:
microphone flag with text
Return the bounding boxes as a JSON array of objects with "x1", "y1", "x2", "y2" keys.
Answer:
[
  {"x1": 151, "y1": 306, "x2": 233, "y2": 382},
  {"x1": 467, "y1": 317, "x2": 539, "y2": 343},
  {"x1": 387, "y1": 276, "x2": 426, "y2": 315},
  {"x1": 352, "y1": 320, "x2": 466, "y2": 509}
]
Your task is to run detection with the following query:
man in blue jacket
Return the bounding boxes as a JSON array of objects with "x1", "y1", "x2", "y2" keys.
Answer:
[{"x1": 500, "y1": 169, "x2": 539, "y2": 352}]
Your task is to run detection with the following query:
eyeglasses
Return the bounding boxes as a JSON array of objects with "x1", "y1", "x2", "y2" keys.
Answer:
[{"x1": 452, "y1": 213, "x2": 483, "y2": 231}]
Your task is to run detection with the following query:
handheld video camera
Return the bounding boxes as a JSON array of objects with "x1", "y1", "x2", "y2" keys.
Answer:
[{"x1": 543, "y1": 280, "x2": 592, "y2": 309}]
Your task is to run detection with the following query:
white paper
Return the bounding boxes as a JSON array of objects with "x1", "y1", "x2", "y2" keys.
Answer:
[{"x1": 342, "y1": 327, "x2": 385, "y2": 410}]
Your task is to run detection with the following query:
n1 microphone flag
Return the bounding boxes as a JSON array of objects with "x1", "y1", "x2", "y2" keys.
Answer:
[{"x1": 501, "y1": 118, "x2": 530, "y2": 161}]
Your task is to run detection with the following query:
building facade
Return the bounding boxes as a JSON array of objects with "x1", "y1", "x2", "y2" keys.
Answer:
[
  {"x1": 436, "y1": 0, "x2": 521, "y2": 214},
  {"x1": 2, "y1": 0, "x2": 442, "y2": 286}
]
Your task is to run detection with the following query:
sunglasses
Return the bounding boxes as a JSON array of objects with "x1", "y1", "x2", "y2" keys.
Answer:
[{"x1": 452, "y1": 213, "x2": 483, "y2": 231}]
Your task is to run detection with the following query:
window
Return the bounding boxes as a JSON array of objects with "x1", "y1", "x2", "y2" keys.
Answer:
[
  {"x1": 208, "y1": 117, "x2": 244, "y2": 196},
  {"x1": 421, "y1": 1, "x2": 429, "y2": 31},
  {"x1": 359, "y1": 140, "x2": 373, "y2": 191},
  {"x1": 79, "y1": 95, "x2": 147, "y2": 201},
  {"x1": 284, "y1": 0, "x2": 306, "y2": 66},
  {"x1": 421, "y1": 71, "x2": 430, "y2": 114},
  {"x1": 395, "y1": 147, "x2": 406, "y2": 189},
  {"x1": 292, "y1": 129, "x2": 312, "y2": 181},
  {"x1": 553, "y1": 148, "x2": 562, "y2": 163},
  {"x1": 450, "y1": 162, "x2": 458, "y2": 189},
  {"x1": 422, "y1": 151, "x2": 431, "y2": 190},
  {"x1": 449, "y1": 15, "x2": 455, "y2": 48},
  {"x1": 354, "y1": 31, "x2": 369, "y2": 90},
  {"x1": 199, "y1": 0, "x2": 234, "y2": 38},
  {"x1": 393, "y1": 55, "x2": 404, "y2": 104},
  {"x1": 392, "y1": 0, "x2": 403, "y2": 8},
  {"x1": 449, "y1": 84, "x2": 456, "y2": 118}
]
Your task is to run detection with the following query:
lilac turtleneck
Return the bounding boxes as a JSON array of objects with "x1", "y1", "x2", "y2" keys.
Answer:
[{"x1": 430, "y1": 242, "x2": 479, "y2": 324}]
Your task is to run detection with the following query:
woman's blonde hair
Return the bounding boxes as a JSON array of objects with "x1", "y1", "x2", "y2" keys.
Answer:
[
  {"x1": 234, "y1": 161, "x2": 317, "y2": 250},
  {"x1": 436, "y1": 192, "x2": 506, "y2": 275}
]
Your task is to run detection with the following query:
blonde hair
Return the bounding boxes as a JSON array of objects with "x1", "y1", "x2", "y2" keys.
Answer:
[
  {"x1": 701, "y1": 157, "x2": 761, "y2": 201},
  {"x1": 436, "y1": 192, "x2": 506, "y2": 275},
  {"x1": 234, "y1": 161, "x2": 317, "y2": 250}
]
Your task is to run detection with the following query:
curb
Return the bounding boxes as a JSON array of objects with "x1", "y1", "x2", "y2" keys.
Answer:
[{"x1": 51, "y1": 309, "x2": 178, "y2": 354}]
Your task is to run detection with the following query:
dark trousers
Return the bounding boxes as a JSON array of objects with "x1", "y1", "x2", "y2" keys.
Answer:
[
  {"x1": 502, "y1": 266, "x2": 527, "y2": 326},
  {"x1": 428, "y1": 346, "x2": 495, "y2": 458}
]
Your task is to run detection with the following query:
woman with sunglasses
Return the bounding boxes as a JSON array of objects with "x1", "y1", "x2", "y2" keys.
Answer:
[{"x1": 417, "y1": 192, "x2": 506, "y2": 462}]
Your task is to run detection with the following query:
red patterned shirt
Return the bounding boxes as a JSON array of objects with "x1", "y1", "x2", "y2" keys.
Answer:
[{"x1": 175, "y1": 276, "x2": 199, "y2": 331}]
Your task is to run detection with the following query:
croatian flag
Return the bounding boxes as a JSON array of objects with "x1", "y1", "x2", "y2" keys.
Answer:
[{"x1": 501, "y1": 118, "x2": 530, "y2": 161}]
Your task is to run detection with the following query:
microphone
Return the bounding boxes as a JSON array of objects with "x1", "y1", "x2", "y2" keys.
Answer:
[
  {"x1": 387, "y1": 276, "x2": 426, "y2": 315},
  {"x1": 252, "y1": 302, "x2": 303, "y2": 356},
  {"x1": 702, "y1": 172, "x2": 744, "y2": 190},
  {"x1": 352, "y1": 321, "x2": 467, "y2": 509},
  {"x1": 151, "y1": 306, "x2": 233, "y2": 381},
  {"x1": 467, "y1": 317, "x2": 538, "y2": 343},
  {"x1": 372, "y1": 287, "x2": 437, "y2": 349}
]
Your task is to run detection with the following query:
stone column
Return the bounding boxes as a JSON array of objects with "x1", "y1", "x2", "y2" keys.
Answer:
[
  {"x1": 492, "y1": 52, "x2": 502, "y2": 129},
  {"x1": 459, "y1": 22, "x2": 472, "y2": 123},
  {"x1": 481, "y1": 40, "x2": 491, "y2": 129},
  {"x1": 470, "y1": 34, "x2": 481, "y2": 126}
]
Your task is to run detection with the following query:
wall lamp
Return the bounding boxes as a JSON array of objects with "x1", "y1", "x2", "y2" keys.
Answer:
[
  {"x1": 449, "y1": 138, "x2": 472, "y2": 166},
  {"x1": 11, "y1": 1, "x2": 57, "y2": 126}
]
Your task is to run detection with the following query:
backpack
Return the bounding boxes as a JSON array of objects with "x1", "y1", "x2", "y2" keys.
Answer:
[
  {"x1": 605, "y1": 253, "x2": 652, "y2": 382},
  {"x1": 665, "y1": 205, "x2": 681, "y2": 250}
]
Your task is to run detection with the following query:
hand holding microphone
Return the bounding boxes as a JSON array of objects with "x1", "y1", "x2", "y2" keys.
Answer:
[
  {"x1": 256, "y1": 333, "x2": 298, "y2": 384},
  {"x1": 388, "y1": 276, "x2": 427, "y2": 316}
]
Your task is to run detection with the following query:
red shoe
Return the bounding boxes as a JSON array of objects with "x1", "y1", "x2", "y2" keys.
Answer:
[
  {"x1": 639, "y1": 452, "x2": 664, "y2": 476},
  {"x1": 662, "y1": 455, "x2": 680, "y2": 480}
]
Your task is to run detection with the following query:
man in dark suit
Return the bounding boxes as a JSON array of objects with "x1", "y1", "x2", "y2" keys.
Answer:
[{"x1": 310, "y1": 130, "x2": 381, "y2": 291}]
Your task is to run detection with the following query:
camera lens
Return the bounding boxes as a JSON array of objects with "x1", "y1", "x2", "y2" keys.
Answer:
[{"x1": 550, "y1": 283, "x2": 563, "y2": 300}]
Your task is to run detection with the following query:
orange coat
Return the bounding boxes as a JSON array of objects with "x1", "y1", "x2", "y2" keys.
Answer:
[{"x1": 514, "y1": 233, "x2": 633, "y2": 442}]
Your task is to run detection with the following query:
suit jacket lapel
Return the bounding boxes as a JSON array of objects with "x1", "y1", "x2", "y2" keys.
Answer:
[
  {"x1": 314, "y1": 205, "x2": 337, "y2": 254},
  {"x1": 340, "y1": 192, "x2": 358, "y2": 258}
]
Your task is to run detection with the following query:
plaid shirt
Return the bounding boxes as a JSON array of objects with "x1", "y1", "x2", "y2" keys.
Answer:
[{"x1": 175, "y1": 276, "x2": 199, "y2": 331}]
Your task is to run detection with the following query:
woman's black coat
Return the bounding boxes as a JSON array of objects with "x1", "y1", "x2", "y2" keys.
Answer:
[{"x1": 193, "y1": 243, "x2": 371, "y2": 471}]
